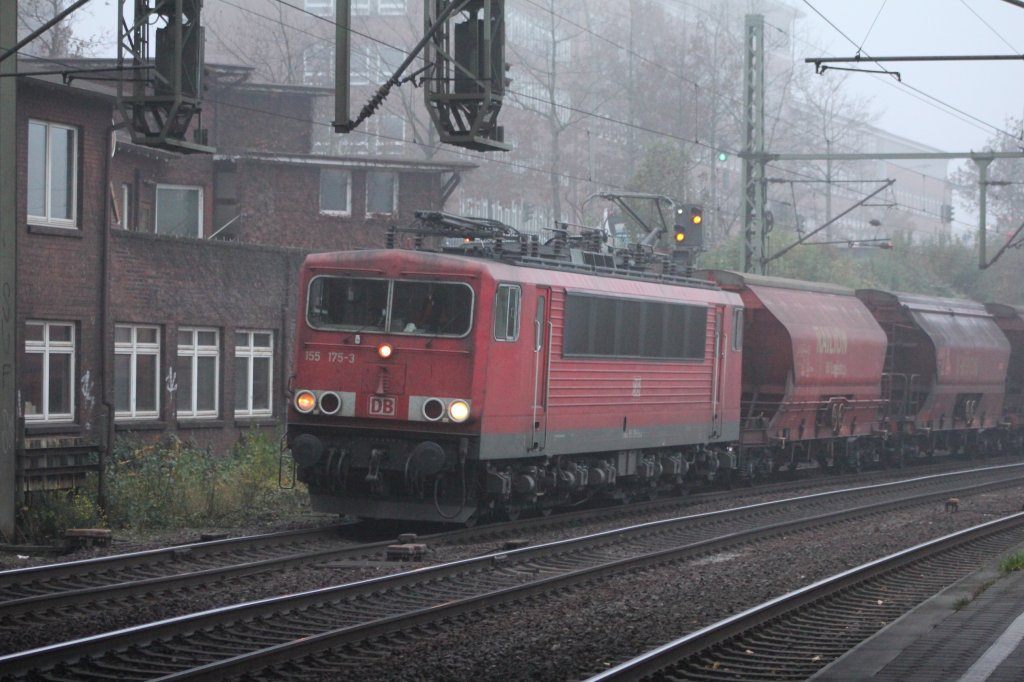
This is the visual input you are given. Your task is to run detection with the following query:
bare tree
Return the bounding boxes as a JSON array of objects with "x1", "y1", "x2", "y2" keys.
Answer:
[
  {"x1": 951, "y1": 117, "x2": 1024, "y2": 240},
  {"x1": 504, "y1": 0, "x2": 582, "y2": 222},
  {"x1": 204, "y1": 0, "x2": 321, "y2": 85},
  {"x1": 17, "y1": 0, "x2": 106, "y2": 58}
]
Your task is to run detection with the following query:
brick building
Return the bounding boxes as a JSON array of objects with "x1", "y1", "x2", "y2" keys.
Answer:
[{"x1": 13, "y1": 59, "x2": 473, "y2": 490}]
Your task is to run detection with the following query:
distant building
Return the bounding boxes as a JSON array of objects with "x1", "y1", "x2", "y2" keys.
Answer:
[{"x1": 201, "y1": 0, "x2": 955, "y2": 247}]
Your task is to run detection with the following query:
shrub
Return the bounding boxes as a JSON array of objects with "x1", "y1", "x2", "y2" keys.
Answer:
[
  {"x1": 17, "y1": 431, "x2": 309, "y2": 541},
  {"x1": 17, "y1": 482, "x2": 106, "y2": 543},
  {"x1": 218, "y1": 430, "x2": 308, "y2": 522},
  {"x1": 999, "y1": 552, "x2": 1024, "y2": 575},
  {"x1": 105, "y1": 431, "x2": 308, "y2": 531}
]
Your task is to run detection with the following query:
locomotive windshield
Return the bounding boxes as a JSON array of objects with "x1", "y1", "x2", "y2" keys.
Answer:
[{"x1": 307, "y1": 276, "x2": 473, "y2": 337}]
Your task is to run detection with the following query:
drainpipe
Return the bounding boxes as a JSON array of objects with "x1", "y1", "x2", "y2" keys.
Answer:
[{"x1": 99, "y1": 123, "x2": 115, "y2": 509}]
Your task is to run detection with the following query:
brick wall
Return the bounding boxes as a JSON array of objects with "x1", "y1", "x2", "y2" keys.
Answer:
[
  {"x1": 224, "y1": 158, "x2": 444, "y2": 249},
  {"x1": 227, "y1": 159, "x2": 444, "y2": 251},
  {"x1": 109, "y1": 230, "x2": 306, "y2": 453},
  {"x1": 109, "y1": 144, "x2": 215, "y2": 236},
  {"x1": 208, "y1": 87, "x2": 317, "y2": 154},
  {"x1": 17, "y1": 80, "x2": 110, "y2": 441}
]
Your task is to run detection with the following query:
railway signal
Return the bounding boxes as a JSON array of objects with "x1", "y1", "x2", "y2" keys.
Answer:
[{"x1": 674, "y1": 205, "x2": 704, "y2": 248}]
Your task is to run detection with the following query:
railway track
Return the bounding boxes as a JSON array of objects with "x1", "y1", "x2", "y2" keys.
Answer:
[
  {"x1": 0, "y1": 457, "x2": 989, "y2": 636},
  {"x1": 587, "y1": 513, "x2": 1024, "y2": 681},
  {"x1": 3, "y1": 463, "x2": 1024, "y2": 680}
]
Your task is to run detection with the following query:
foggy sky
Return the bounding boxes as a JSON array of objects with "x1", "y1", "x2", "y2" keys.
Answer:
[{"x1": 69, "y1": 0, "x2": 1024, "y2": 153}]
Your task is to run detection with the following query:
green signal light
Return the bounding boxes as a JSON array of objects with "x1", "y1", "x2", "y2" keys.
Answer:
[{"x1": 717, "y1": 152, "x2": 728, "y2": 162}]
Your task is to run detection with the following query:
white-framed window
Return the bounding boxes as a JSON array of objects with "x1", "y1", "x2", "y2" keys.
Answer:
[
  {"x1": 119, "y1": 183, "x2": 131, "y2": 229},
  {"x1": 366, "y1": 171, "x2": 397, "y2": 215},
  {"x1": 351, "y1": 46, "x2": 372, "y2": 86},
  {"x1": 319, "y1": 168, "x2": 352, "y2": 214},
  {"x1": 304, "y1": 0, "x2": 334, "y2": 16},
  {"x1": 23, "y1": 321, "x2": 75, "y2": 422},
  {"x1": 27, "y1": 120, "x2": 77, "y2": 228},
  {"x1": 234, "y1": 330, "x2": 274, "y2": 417},
  {"x1": 377, "y1": 114, "x2": 405, "y2": 149},
  {"x1": 302, "y1": 43, "x2": 334, "y2": 86},
  {"x1": 331, "y1": 130, "x2": 370, "y2": 155},
  {"x1": 115, "y1": 325, "x2": 160, "y2": 420},
  {"x1": 376, "y1": 45, "x2": 404, "y2": 79},
  {"x1": 177, "y1": 328, "x2": 219, "y2": 419},
  {"x1": 155, "y1": 184, "x2": 203, "y2": 237},
  {"x1": 377, "y1": 0, "x2": 406, "y2": 15}
]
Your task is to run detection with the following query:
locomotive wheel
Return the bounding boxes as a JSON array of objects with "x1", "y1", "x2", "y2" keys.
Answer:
[{"x1": 501, "y1": 506, "x2": 522, "y2": 521}]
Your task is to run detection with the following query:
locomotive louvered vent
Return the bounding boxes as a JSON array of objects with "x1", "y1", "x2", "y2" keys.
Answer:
[{"x1": 582, "y1": 251, "x2": 615, "y2": 268}]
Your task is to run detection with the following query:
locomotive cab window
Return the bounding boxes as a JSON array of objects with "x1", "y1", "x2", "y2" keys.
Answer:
[
  {"x1": 308, "y1": 277, "x2": 389, "y2": 330},
  {"x1": 493, "y1": 284, "x2": 521, "y2": 341},
  {"x1": 307, "y1": 276, "x2": 473, "y2": 337}
]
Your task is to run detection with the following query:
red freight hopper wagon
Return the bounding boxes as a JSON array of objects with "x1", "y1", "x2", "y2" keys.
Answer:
[
  {"x1": 701, "y1": 271, "x2": 888, "y2": 473},
  {"x1": 288, "y1": 248, "x2": 743, "y2": 523},
  {"x1": 857, "y1": 290, "x2": 1010, "y2": 452},
  {"x1": 985, "y1": 303, "x2": 1024, "y2": 428}
]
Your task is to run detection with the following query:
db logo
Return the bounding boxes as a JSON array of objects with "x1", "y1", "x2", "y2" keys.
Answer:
[{"x1": 368, "y1": 396, "x2": 397, "y2": 417}]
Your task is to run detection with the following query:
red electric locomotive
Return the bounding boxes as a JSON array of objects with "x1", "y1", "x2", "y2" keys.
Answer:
[
  {"x1": 286, "y1": 212, "x2": 1023, "y2": 524},
  {"x1": 287, "y1": 213, "x2": 743, "y2": 523}
]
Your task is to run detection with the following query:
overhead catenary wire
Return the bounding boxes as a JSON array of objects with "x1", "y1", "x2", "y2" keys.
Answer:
[
  {"x1": 8, "y1": 1, "x2": 978, "y2": 236},
  {"x1": 250, "y1": 0, "x2": 952, "y2": 206},
  {"x1": 797, "y1": 0, "x2": 1021, "y2": 145},
  {"x1": 856, "y1": 0, "x2": 888, "y2": 54}
]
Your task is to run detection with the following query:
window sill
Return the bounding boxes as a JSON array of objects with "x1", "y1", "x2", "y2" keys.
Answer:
[
  {"x1": 27, "y1": 224, "x2": 82, "y2": 237},
  {"x1": 233, "y1": 416, "x2": 279, "y2": 428},
  {"x1": 114, "y1": 420, "x2": 168, "y2": 432},
  {"x1": 176, "y1": 419, "x2": 226, "y2": 430},
  {"x1": 24, "y1": 422, "x2": 81, "y2": 436}
]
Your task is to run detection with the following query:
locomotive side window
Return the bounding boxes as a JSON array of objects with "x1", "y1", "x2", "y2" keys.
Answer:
[
  {"x1": 306, "y1": 276, "x2": 473, "y2": 337},
  {"x1": 493, "y1": 284, "x2": 521, "y2": 341},
  {"x1": 564, "y1": 293, "x2": 707, "y2": 360},
  {"x1": 732, "y1": 308, "x2": 744, "y2": 351}
]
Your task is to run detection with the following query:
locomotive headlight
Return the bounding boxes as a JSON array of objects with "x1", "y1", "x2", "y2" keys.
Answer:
[
  {"x1": 294, "y1": 390, "x2": 317, "y2": 414},
  {"x1": 422, "y1": 398, "x2": 445, "y2": 421},
  {"x1": 318, "y1": 391, "x2": 342, "y2": 415},
  {"x1": 377, "y1": 342, "x2": 394, "y2": 359},
  {"x1": 448, "y1": 400, "x2": 470, "y2": 423}
]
